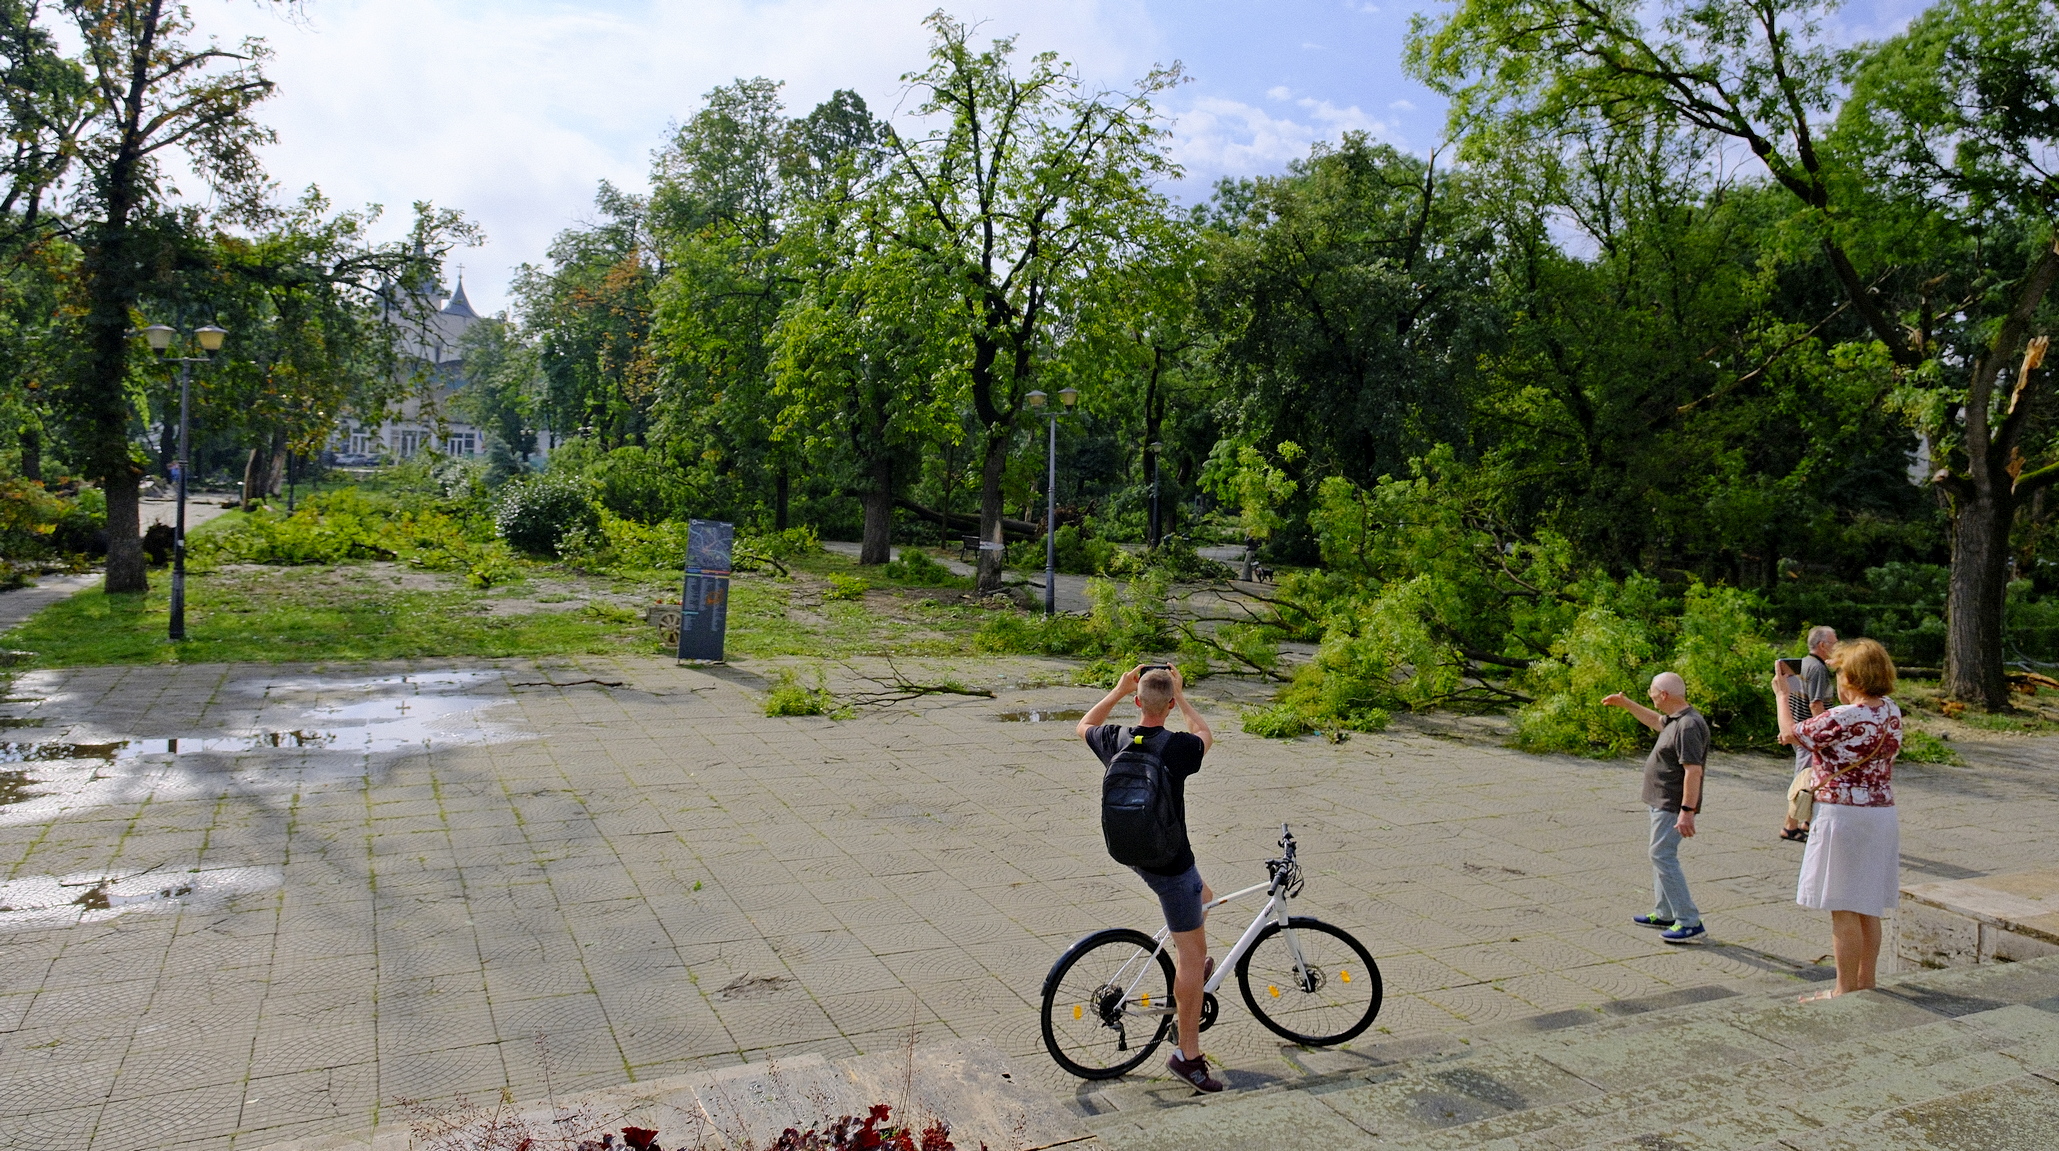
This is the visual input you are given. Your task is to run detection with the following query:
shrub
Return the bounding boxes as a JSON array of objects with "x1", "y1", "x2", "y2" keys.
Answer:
[
  {"x1": 50, "y1": 485, "x2": 108, "y2": 556},
  {"x1": 824, "y1": 573, "x2": 868, "y2": 600},
  {"x1": 976, "y1": 610, "x2": 1095, "y2": 656},
  {"x1": 764, "y1": 668, "x2": 835, "y2": 717},
  {"x1": 495, "y1": 473, "x2": 598, "y2": 556},
  {"x1": 973, "y1": 571, "x2": 1175, "y2": 664},
  {"x1": 883, "y1": 548, "x2": 963, "y2": 586},
  {"x1": 195, "y1": 499, "x2": 396, "y2": 565},
  {"x1": 588, "y1": 445, "x2": 691, "y2": 524},
  {"x1": 0, "y1": 477, "x2": 65, "y2": 558}
]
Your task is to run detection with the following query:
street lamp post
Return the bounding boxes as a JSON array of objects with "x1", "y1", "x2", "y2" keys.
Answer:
[
  {"x1": 140, "y1": 323, "x2": 227, "y2": 641},
  {"x1": 1026, "y1": 386, "x2": 1079, "y2": 617}
]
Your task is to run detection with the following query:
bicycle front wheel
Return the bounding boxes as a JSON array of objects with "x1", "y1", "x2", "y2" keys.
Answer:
[
  {"x1": 1041, "y1": 928, "x2": 1177, "y2": 1079},
  {"x1": 1237, "y1": 916, "x2": 1382, "y2": 1046}
]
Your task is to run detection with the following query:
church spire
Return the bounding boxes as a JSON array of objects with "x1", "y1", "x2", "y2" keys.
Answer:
[{"x1": 441, "y1": 275, "x2": 478, "y2": 319}]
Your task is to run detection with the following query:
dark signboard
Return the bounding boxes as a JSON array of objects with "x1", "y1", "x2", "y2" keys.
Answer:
[{"x1": 678, "y1": 519, "x2": 734, "y2": 662}]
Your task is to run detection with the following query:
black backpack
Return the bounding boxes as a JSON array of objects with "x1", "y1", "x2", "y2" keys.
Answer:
[{"x1": 1101, "y1": 727, "x2": 1184, "y2": 870}]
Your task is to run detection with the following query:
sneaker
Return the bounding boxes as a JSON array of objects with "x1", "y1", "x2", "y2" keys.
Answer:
[
  {"x1": 1167, "y1": 1050, "x2": 1224, "y2": 1093},
  {"x1": 1661, "y1": 922, "x2": 1707, "y2": 944},
  {"x1": 1631, "y1": 915, "x2": 1673, "y2": 929}
]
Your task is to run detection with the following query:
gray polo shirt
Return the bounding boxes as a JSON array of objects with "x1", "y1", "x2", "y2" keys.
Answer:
[{"x1": 1641, "y1": 705, "x2": 1711, "y2": 812}]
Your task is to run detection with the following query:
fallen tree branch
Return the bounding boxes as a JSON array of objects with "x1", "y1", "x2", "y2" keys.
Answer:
[
  {"x1": 508, "y1": 678, "x2": 628, "y2": 688},
  {"x1": 892, "y1": 497, "x2": 1040, "y2": 540},
  {"x1": 1177, "y1": 621, "x2": 1291, "y2": 682},
  {"x1": 837, "y1": 659, "x2": 998, "y2": 708}
]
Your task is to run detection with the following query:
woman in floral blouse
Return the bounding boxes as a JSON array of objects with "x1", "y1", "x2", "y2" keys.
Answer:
[{"x1": 1772, "y1": 637, "x2": 1902, "y2": 1001}]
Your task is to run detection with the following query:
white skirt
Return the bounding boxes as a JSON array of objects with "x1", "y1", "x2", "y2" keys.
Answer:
[{"x1": 1797, "y1": 803, "x2": 1900, "y2": 915}]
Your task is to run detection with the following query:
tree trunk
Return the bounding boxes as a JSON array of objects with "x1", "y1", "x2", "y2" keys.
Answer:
[
  {"x1": 1143, "y1": 348, "x2": 1162, "y2": 547},
  {"x1": 19, "y1": 428, "x2": 38, "y2": 483},
  {"x1": 1943, "y1": 487, "x2": 2015, "y2": 709},
  {"x1": 976, "y1": 428, "x2": 1009, "y2": 594},
  {"x1": 103, "y1": 470, "x2": 145, "y2": 594},
  {"x1": 775, "y1": 466, "x2": 790, "y2": 532},
  {"x1": 859, "y1": 454, "x2": 894, "y2": 565},
  {"x1": 241, "y1": 449, "x2": 262, "y2": 512},
  {"x1": 264, "y1": 429, "x2": 287, "y2": 496}
]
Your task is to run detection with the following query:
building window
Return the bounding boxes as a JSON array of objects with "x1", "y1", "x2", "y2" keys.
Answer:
[{"x1": 446, "y1": 432, "x2": 478, "y2": 456}]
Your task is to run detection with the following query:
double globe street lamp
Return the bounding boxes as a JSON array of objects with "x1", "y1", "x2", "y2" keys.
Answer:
[
  {"x1": 138, "y1": 322, "x2": 228, "y2": 641},
  {"x1": 1025, "y1": 386, "x2": 1078, "y2": 617}
]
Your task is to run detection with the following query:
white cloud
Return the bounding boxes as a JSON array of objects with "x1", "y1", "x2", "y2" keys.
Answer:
[
  {"x1": 198, "y1": 0, "x2": 1162, "y2": 313},
  {"x1": 1266, "y1": 85, "x2": 1292, "y2": 101},
  {"x1": 1166, "y1": 95, "x2": 1404, "y2": 187},
  {"x1": 1388, "y1": 99, "x2": 1416, "y2": 111}
]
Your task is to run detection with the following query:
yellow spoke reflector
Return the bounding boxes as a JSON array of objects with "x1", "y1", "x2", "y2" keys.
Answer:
[
  {"x1": 1341, "y1": 970, "x2": 1351, "y2": 983},
  {"x1": 1269, "y1": 985, "x2": 1280, "y2": 997},
  {"x1": 1073, "y1": 1004, "x2": 1083, "y2": 1020},
  {"x1": 1141, "y1": 993, "x2": 1151, "y2": 1007}
]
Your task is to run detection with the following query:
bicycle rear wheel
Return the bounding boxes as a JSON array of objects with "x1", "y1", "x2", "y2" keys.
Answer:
[
  {"x1": 1041, "y1": 928, "x2": 1177, "y2": 1079},
  {"x1": 1237, "y1": 917, "x2": 1382, "y2": 1046}
]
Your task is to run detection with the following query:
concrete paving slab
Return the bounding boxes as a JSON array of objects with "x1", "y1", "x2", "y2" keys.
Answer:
[{"x1": 0, "y1": 655, "x2": 2054, "y2": 1150}]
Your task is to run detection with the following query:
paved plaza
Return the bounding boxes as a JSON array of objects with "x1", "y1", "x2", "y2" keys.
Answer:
[{"x1": 0, "y1": 654, "x2": 2054, "y2": 1149}]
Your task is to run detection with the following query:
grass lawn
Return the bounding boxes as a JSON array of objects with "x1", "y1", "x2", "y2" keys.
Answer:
[
  {"x1": 4, "y1": 547, "x2": 1000, "y2": 669},
  {"x1": 8, "y1": 565, "x2": 652, "y2": 667}
]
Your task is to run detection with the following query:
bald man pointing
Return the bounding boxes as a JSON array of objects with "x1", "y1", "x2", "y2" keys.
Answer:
[{"x1": 1603, "y1": 672, "x2": 1710, "y2": 944}]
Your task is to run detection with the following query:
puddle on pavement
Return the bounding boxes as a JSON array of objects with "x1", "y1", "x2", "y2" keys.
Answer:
[
  {"x1": 0, "y1": 671, "x2": 531, "y2": 825},
  {"x1": 997, "y1": 708, "x2": 1086, "y2": 723},
  {"x1": 0, "y1": 866, "x2": 281, "y2": 931}
]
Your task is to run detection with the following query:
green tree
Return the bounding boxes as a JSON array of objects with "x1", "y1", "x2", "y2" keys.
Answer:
[
  {"x1": 513, "y1": 183, "x2": 659, "y2": 450},
  {"x1": 1198, "y1": 135, "x2": 1496, "y2": 499},
  {"x1": 454, "y1": 313, "x2": 540, "y2": 476},
  {"x1": 1409, "y1": 0, "x2": 2059, "y2": 708},
  {"x1": 648, "y1": 81, "x2": 887, "y2": 530},
  {"x1": 881, "y1": 13, "x2": 1181, "y2": 593},
  {"x1": 167, "y1": 194, "x2": 473, "y2": 506},
  {"x1": 52, "y1": 0, "x2": 277, "y2": 592}
]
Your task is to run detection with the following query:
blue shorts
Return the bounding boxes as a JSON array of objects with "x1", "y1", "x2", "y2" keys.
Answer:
[{"x1": 1132, "y1": 863, "x2": 1206, "y2": 933}]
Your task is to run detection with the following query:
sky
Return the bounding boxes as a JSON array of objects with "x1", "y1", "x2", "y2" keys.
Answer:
[{"x1": 198, "y1": 0, "x2": 1934, "y2": 315}]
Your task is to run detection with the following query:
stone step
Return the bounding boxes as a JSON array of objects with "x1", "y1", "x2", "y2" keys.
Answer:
[
  {"x1": 259, "y1": 1038, "x2": 1089, "y2": 1151},
  {"x1": 1078, "y1": 970, "x2": 1936, "y2": 1124},
  {"x1": 1079, "y1": 956, "x2": 2059, "y2": 1151},
  {"x1": 1365, "y1": 1004, "x2": 2059, "y2": 1150},
  {"x1": 1772, "y1": 1071, "x2": 2059, "y2": 1151}
]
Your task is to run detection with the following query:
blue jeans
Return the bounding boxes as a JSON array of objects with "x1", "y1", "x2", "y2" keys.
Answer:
[{"x1": 1649, "y1": 807, "x2": 1701, "y2": 928}]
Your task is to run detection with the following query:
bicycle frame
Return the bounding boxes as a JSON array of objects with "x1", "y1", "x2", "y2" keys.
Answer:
[{"x1": 1108, "y1": 869, "x2": 1310, "y2": 1020}]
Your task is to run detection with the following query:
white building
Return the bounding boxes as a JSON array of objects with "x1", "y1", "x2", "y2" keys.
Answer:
[{"x1": 332, "y1": 277, "x2": 489, "y2": 461}]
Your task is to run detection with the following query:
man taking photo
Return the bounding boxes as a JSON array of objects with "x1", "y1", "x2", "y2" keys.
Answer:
[
  {"x1": 1077, "y1": 664, "x2": 1220, "y2": 1092},
  {"x1": 1780, "y1": 626, "x2": 1839, "y2": 843}
]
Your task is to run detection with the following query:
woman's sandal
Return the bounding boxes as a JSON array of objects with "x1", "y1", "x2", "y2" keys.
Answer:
[{"x1": 1779, "y1": 827, "x2": 1809, "y2": 843}]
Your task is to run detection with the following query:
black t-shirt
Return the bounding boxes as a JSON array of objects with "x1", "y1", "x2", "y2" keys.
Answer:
[{"x1": 1086, "y1": 724, "x2": 1206, "y2": 876}]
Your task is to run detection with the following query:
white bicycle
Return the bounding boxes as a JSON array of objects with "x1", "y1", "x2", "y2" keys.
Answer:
[{"x1": 1040, "y1": 825, "x2": 1383, "y2": 1079}]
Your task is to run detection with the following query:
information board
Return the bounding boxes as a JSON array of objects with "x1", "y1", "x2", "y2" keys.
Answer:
[{"x1": 678, "y1": 519, "x2": 734, "y2": 662}]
